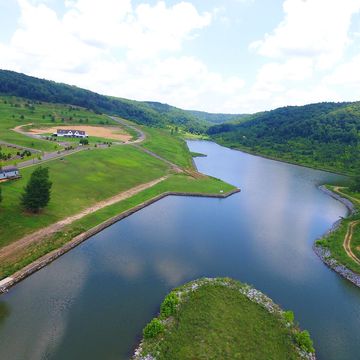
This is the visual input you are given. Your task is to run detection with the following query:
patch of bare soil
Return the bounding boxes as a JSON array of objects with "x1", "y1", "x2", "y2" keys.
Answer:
[{"x1": 24, "y1": 125, "x2": 132, "y2": 142}]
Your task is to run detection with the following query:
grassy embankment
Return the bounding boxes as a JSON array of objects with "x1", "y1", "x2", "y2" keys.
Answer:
[
  {"x1": 140, "y1": 126, "x2": 194, "y2": 169},
  {"x1": 0, "y1": 116, "x2": 236, "y2": 279},
  {"x1": 316, "y1": 187, "x2": 360, "y2": 274},
  {"x1": 0, "y1": 96, "x2": 117, "y2": 154},
  {"x1": 135, "y1": 278, "x2": 315, "y2": 360}
]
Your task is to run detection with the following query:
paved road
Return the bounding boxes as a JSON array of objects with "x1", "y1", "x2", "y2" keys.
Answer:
[{"x1": 12, "y1": 115, "x2": 183, "y2": 175}]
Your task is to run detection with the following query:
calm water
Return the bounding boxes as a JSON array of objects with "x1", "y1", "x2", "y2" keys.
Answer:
[{"x1": 0, "y1": 141, "x2": 359, "y2": 360}]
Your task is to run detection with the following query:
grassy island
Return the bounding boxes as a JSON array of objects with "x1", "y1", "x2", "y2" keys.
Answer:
[{"x1": 134, "y1": 278, "x2": 316, "y2": 360}]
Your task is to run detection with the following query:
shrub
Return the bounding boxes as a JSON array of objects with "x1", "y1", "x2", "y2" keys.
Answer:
[
  {"x1": 284, "y1": 311, "x2": 294, "y2": 324},
  {"x1": 160, "y1": 292, "x2": 179, "y2": 318},
  {"x1": 143, "y1": 319, "x2": 165, "y2": 339},
  {"x1": 294, "y1": 330, "x2": 315, "y2": 353}
]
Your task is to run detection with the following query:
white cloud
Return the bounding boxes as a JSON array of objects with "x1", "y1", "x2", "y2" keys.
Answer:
[
  {"x1": 325, "y1": 54, "x2": 360, "y2": 87},
  {"x1": 2, "y1": 0, "x2": 360, "y2": 113},
  {"x1": 250, "y1": 0, "x2": 360, "y2": 69},
  {"x1": 0, "y1": 0, "x2": 246, "y2": 112}
]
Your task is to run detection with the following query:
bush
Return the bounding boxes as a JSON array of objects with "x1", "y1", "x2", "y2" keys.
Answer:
[
  {"x1": 160, "y1": 292, "x2": 179, "y2": 318},
  {"x1": 294, "y1": 330, "x2": 315, "y2": 353},
  {"x1": 284, "y1": 311, "x2": 294, "y2": 324},
  {"x1": 143, "y1": 319, "x2": 165, "y2": 339}
]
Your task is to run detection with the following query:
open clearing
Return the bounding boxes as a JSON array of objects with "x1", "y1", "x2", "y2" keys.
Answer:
[{"x1": 25, "y1": 125, "x2": 132, "y2": 142}]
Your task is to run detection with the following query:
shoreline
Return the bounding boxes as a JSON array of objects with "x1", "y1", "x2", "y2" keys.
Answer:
[
  {"x1": 212, "y1": 140, "x2": 350, "y2": 177},
  {"x1": 133, "y1": 278, "x2": 316, "y2": 360},
  {"x1": 313, "y1": 186, "x2": 360, "y2": 288},
  {"x1": 0, "y1": 188, "x2": 240, "y2": 294}
]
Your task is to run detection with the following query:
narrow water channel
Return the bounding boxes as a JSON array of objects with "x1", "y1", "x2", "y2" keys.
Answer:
[{"x1": 0, "y1": 141, "x2": 359, "y2": 360}]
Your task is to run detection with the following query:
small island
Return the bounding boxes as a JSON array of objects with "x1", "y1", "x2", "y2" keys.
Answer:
[{"x1": 134, "y1": 278, "x2": 316, "y2": 360}]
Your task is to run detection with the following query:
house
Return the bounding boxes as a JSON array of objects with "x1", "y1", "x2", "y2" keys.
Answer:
[
  {"x1": 0, "y1": 166, "x2": 20, "y2": 180},
  {"x1": 53, "y1": 129, "x2": 88, "y2": 138}
]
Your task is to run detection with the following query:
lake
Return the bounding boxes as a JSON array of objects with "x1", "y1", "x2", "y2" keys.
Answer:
[{"x1": 0, "y1": 140, "x2": 359, "y2": 360}]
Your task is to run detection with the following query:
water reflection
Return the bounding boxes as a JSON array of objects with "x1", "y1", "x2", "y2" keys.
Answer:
[
  {"x1": 0, "y1": 141, "x2": 358, "y2": 360},
  {"x1": 0, "y1": 301, "x2": 10, "y2": 325}
]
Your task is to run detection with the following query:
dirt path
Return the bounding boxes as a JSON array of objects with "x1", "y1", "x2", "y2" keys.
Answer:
[
  {"x1": 0, "y1": 176, "x2": 168, "y2": 262},
  {"x1": 108, "y1": 116, "x2": 146, "y2": 144},
  {"x1": 343, "y1": 220, "x2": 360, "y2": 266},
  {"x1": 332, "y1": 187, "x2": 360, "y2": 266},
  {"x1": 333, "y1": 186, "x2": 360, "y2": 205}
]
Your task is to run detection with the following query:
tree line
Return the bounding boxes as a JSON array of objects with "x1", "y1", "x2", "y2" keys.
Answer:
[{"x1": 208, "y1": 102, "x2": 360, "y2": 174}]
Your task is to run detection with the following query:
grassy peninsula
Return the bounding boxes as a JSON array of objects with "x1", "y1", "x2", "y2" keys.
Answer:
[
  {"x1": 134, "y1": 278, "x2": 316, "y2": 360},
  {"x1": 315, "y1": 187, "x2": 360, "y2": 276}
]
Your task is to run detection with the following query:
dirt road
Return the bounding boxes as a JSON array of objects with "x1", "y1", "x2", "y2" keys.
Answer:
[
  {"x1": 0, "y1": 176, "x2": 168, "y2": 262},
  {"x1": 343, "y1": 220, "x2": 360, "y2": 266}
]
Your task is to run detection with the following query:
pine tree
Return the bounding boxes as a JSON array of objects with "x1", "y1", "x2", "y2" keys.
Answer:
[{"x1": 21, "y1": 167, "x2": 52, "y2": 213}]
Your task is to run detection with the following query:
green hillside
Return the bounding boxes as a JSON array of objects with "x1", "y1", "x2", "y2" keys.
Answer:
[
  {"x1": 208, "y1": 102, "x2": 360, "y2": 174},
  {"x1": 0, "y1": 70, "x2": 235, "y2": 133}
]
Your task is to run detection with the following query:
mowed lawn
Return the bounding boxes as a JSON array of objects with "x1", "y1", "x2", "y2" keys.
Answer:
[
  {"x1": 0, "y1": 145, "x2": 169, "y2": 247},
  {"x1": 0, "y1": 96, "x2": 116, "y2": 152},
  {"x1": 141, "y1": 127, "x2": 194, "y2": 169}
]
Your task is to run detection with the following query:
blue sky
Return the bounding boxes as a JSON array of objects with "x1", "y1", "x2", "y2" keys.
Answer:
[{"x1": 1, "y1": 0, "x2": 360, "y2": 113}]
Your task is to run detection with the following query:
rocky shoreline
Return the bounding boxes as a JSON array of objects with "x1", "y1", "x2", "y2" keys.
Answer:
[
  {"x1": 314, "y1": 186, "x2": 360, "y2": 288},
  {"x1": 134, "y1": 278, "x2": 316, "y2": 360}
]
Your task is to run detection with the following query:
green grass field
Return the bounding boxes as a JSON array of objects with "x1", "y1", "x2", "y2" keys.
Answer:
[
  {"x1": 137, "y1": 278, "x2": 312, "y2": 360},
  {"x1": 0, "y1": 145, "x2": 169, "y2": 248},
  {"x1": 141, "y1": 127, "x2": 194, "y2": 169},
  {"x1": 0, "y1": 96, "x2": 116, "y2": 152},
  {"x1": 0, "y1": 144, "x2": 36, "y2": 166},
  {"x1": 317, "y1": 187, "x2": 360, "y2": 274}
]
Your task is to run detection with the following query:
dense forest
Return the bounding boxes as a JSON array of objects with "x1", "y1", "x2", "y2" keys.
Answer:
[
  {"x1": 0, "y1": 70, "x2": 239, "y2": 132},
  {"x1": 208, "y1": 103, "x2": 360, "y2": 174}
]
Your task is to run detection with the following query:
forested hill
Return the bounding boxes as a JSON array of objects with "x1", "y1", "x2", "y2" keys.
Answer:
[
  {"x1": 208, "y1": 102, "x2": 360, "y2": 174},
  {"x1": 0, "y1": 70, "x2": 240, "y2": 132},
  {"x1": 144, "y1": 101, "x2": 248, "y2": 124}
]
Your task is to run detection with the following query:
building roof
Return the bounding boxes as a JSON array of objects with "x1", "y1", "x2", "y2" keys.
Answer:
[
  {"x1": 57, "y1": 129, "x2": 86, "y2": 135},
  {"x1": 1, "y1": 166, "x2": 18, "y2": 173}
]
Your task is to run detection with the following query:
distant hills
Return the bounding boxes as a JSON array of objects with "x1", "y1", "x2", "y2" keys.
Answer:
[
  {"x1": 0, "y1": 70, "x2": 244, "y2": 132},
  {"x1": 0, "y1": 69, "x2": 359, "y2": 174},
  {"x1": 208, "y1": 102, "x2": 360, "y2": 174}
]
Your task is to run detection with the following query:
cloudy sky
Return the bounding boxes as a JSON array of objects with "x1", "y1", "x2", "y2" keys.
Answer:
[{"x1": 1, "y1": 0, "x2": 360, "y2": 113}]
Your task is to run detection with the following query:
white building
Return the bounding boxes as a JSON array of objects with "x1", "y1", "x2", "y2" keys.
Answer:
[
  {"x1": 0, "y1": 166, "x2": 20, "y2": 180},
  {"x1": 53, "y1": 129, "x2": 88, "y2": 138}
]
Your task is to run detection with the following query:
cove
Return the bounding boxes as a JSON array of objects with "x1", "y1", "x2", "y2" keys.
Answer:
[{"x1": 0, "y1": 140, "x2": 359, "y2": 360}]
